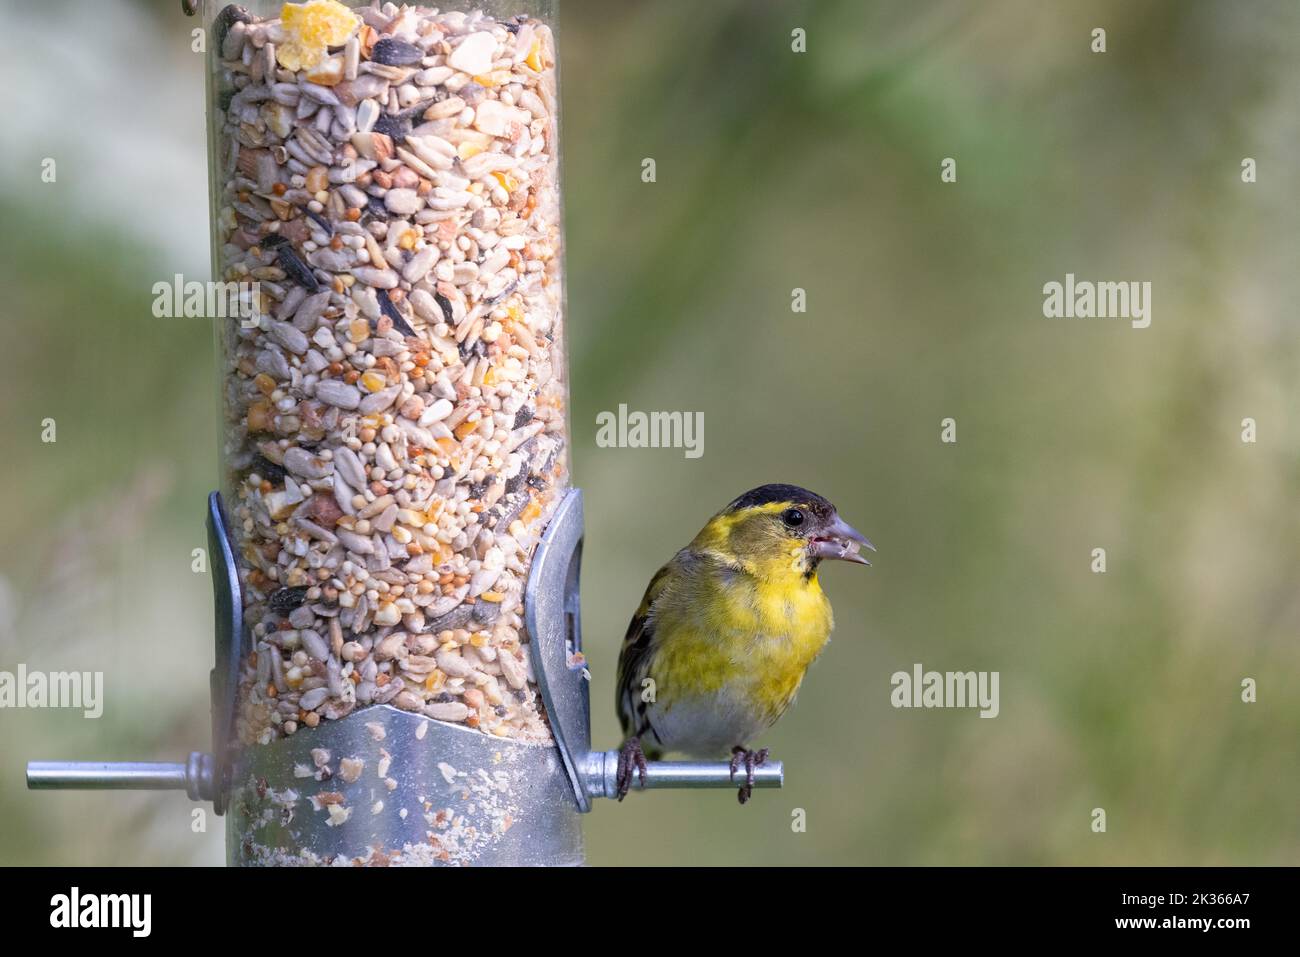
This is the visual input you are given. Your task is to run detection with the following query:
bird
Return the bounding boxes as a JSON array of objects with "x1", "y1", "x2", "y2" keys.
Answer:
[{"x1": 614, "y1": 483, "x2": 873, "y2": 803}]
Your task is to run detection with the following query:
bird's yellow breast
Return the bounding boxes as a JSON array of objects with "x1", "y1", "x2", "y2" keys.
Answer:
[{"x1": 650, "y1": 560, "x2": 834, "y2": 724}]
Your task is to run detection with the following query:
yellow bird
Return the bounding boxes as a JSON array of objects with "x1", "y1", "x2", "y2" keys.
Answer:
[{"x1": 615, "y1": 484, "x2": 873, "y2": 803}]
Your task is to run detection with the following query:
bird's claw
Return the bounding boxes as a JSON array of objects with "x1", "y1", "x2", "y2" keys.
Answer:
[
  {"x1": 615, "y1": 736, "x2": 648, "y2": 801},
  {"x1": 729, "y1": 746, "x2": 769, "y2": 805}
]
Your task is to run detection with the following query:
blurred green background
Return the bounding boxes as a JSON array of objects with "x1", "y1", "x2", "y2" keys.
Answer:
[{"x1": 0, "y1": 0, "x2": 1296, "y2": 865}]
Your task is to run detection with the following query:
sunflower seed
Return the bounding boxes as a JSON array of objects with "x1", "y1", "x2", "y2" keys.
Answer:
[
  {"x1": 337, "y1": 529, "x2": 374, "y2": 555},
  {"x1": 283, "y1": 447, "x2": 332, "y2": 479},
  {"x1": 371, "y1": 38, "x2": 425, "y2": 67},
  {"x1": 424, "y1": 701, "x2": 472, "y2": 723},
  {"x1": 352, "y1": 266, "x2": 399, "y2": 289},
  {"x1": 268, "y1": 321, "x2": 309, "y2": 355},
  {"x1": 359, "y1": 384, "x2": 401, "y2": 414},
  {"x1": 314, "y1": 379, "x2": 362, "y2": 410},
  {"x1": 343, "y1": 35, "x2": 360, "y2": 81},
  {"x1": 332, "y1": 446, "x2": 368, "y2": 489},
  {"x1": 298, "y1": 687, "x2": 329, "y2": 711}
]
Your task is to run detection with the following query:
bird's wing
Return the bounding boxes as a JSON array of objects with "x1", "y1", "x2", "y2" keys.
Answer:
[{"x1": 615, "y1": 559, "x2": 675, "y2": 743}]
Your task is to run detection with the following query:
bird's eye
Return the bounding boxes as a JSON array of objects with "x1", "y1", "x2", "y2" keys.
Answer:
[{"x1": 781, "y1": 508, "x2": 805, "y2": 528}]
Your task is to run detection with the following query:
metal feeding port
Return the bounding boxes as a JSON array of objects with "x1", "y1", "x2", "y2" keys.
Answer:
[{"x1": 25, "y1": 488, "x2": 781, "y2": 866}]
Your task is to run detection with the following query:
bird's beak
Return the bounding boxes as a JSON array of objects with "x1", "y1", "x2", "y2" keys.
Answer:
[{"x1": 810, "y1": 515, "x2": 875, "y2": 566}]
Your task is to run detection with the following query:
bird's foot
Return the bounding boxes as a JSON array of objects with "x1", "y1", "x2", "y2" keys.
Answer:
[
  {"x1": 729, "y1": 746, "x2": 770, "y2": 805},
  {"x1": 615, "y1": 736, "x2": 648, "y2": 801}
]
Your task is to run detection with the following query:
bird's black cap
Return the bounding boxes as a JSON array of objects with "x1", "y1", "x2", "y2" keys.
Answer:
[{"x1": 725, "y1": 483, "x2": 834, "y2": 513}]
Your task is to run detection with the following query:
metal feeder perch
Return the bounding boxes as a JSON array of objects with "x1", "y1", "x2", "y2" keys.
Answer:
[{"x1": 26, "y1": 488, "x2": 782, "y2": 865}]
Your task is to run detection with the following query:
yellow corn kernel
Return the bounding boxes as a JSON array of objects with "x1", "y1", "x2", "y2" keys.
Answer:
[
  {"x1": 525, "y1": 38, "x2": 543, "y2": 72},
  {"x1": 473, "y1": 69, "x2": 511, "y2": 88},
  {"x1": 348, "y1": 318, "x2": 370, "y2": 343},
  {"x1": 490, "y1": 170, "x2": 519, "y2": 193},
  {"x1": 359, "y1": 371, "x2": 386, "y2": 393},
  {"x1": 396, "y1": 508, "x2": 426, "y2": 527}
]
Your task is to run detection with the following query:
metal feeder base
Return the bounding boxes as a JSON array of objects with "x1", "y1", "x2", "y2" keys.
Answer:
[{"x1": 229, "y1": 705, "x2": 582, "y2": 867}]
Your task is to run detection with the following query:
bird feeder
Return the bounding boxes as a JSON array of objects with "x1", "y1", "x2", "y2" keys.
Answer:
[{"x1": 25, "y1": 0, "x2": 780, "y2": 867}]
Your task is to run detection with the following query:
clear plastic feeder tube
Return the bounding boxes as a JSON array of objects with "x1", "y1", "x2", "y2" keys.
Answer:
[{"x1": 202, "y1": 1, "x2": 569, "y2": 752}]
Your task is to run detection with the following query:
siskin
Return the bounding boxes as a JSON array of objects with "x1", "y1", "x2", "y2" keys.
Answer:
[{"x1": 615, "y1": 483, "x2": 873, "y2": 803}]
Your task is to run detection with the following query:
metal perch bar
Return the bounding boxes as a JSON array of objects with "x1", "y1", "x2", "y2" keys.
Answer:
[
  {"x1": 27, "y1": 750, "x2": 781, "y2": 803},
  {"x1": 585, "y1": 751, "x2": 784, "y2": 798},
  {"x1": 27, "y1": 752, "x2": 215, "y2": 801}
]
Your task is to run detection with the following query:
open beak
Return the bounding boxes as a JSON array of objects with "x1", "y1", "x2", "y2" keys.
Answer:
[{"x1": 810, "y1": 514, "x2": 875, "y2": 566}]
